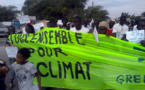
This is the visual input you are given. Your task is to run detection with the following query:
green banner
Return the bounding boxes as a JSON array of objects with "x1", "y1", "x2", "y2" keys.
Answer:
[{"x1": 9, "y1": 28, "x2": 145, "y2": 90}]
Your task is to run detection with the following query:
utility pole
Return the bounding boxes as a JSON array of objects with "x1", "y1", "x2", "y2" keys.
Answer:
[{"x1": 92, "y1": 1, "x2": 94, "y2": 8}]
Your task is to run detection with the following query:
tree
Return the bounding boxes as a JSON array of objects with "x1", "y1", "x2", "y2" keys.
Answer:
[
  {"x1": 0, "y1": 5, "x2": 19, "y2": 21},
  {"x1": 135, "y1": 16, "x2": 141, "y2": 22},
  {"x1": 22, "y1": 0, "x2": 110, "y2": 21},
  {"x1": 60, "y1": 0, "x2": 88, "y2": 21},
  {"x1": 22, "y1": 0, "x2": 88, "y2": 21},
  {"x1": 84, "y1": 6, "x2": 109, "y2": 21},
  {"x1": 121, "y1": 12, "x2": 130, "y2": 18},
  {"x1": 141, "y1": 12, "x2": 145, "y2": 17}
]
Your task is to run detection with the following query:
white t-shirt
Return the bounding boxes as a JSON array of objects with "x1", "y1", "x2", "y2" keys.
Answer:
[
  {"x1": 70, "y1": 26, "x2": 90, "y2": 33},
  {"x1": 113, "y1": 23, "x2": 129, "y2": 39},
  {"x1": 82, "y1": 25, "x2": 93, "y2": 30},
  {"x1": 11, "y1": 62, "x2": 38, "y2": 90}
]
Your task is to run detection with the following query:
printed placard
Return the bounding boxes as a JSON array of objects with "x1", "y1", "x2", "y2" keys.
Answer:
[
  {"x1": 33, "y1": 22, "x2": 45, "y2": 32},
  {"x1": 17, "y1": 15, "x2": 30, "y2": 24},
  {"x1": 5, "y1": 46, "x2": 18, "y2": 58},
  {"x1": 126, "y1": 30, "x2": 144, "y2": 43},
  {"x1": 20, "y1": 20, "x2": 48, "y2": 33}
]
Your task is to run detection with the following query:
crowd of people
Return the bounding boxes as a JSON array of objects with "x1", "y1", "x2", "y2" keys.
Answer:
[
  {"x1": 0, "y1": 14, "x2": 145, "y2": 90},
  {"x1": 46, "y1": 15, "x2": 145, "y2": 43},
  {"x1": 6, "y1": 14, "x2": 145, "y2": 42}
]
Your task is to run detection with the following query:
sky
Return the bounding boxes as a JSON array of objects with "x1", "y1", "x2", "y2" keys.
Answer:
[
  {"x1": 0, "y1": 0, "x2": 145, "y2": 18},
  {"x1": 87, "y1": 0, "x2": 145, "y2": 18}
]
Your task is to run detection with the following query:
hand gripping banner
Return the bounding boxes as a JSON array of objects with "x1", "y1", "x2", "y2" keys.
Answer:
[{"x1": 9, "y1": 28, "x2": 145, "y2": 90}]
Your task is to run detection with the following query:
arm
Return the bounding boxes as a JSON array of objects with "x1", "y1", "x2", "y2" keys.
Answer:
[
  {"x1": 0, "y1": 58, "x2": 6, "y2": 64},
  {"x1": 113, "y1": 33, "x2": 116, "y2": 37},
  {"x1": 112, "y1": 24, "x2": 117, "y2": 37},
  {"x1": 9, "y1": 65, "x2": 15, "y2": 89},
  {"x1": 9, "y1": 66, "x2": 15, "y2": 83},
  {"x1": 9, "y1": 78, "x2": 15, "y2": 89},
  {"x1": 106, "y1": 33, "x2": 112, "y2": 37},
  {"x1": 88, "y1": 29, "x2": 94, "y2": 33},
  {"x1": 121, "y1": 34, "x2": 126, "y2": 40},
  {"x1": 0, "y1": 58, "x2": 9, "y2": 71},
  {"x1": 0, "y1": 68, "x2": 9, "y2": 74},
  {"x1": 121, "y1": 34, "x2": 128, "y2": 41},
  {"x1": 35, "y1": 71, "x2": 41, "y2": 90}
]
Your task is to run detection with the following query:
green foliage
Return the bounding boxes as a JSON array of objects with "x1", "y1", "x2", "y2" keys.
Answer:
[
  {"x1": 0, "y1": 5, "x2": 19, "y2": 21},
  {"x1": 22, "y1": 0, "x2": 87, "y2": 21},
  {"x1": 135, "y1": 16, "x2": 141, "y2": 21},
  {"x1": 22, "y1": 0, "x2": 109, "y2": 21},
  {"x1": 84, "y1": 6, "x2": 109, "y2": 21},
  {"x1": 121, "y1": 12, "x2": 130, "y2": 18}
]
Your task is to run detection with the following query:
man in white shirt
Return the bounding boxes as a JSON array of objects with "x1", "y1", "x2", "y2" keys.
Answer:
[
  {"x1": 129, "y1": 20, "x2": 136, "y2": 31},
  {"x1": 82, "y1": 18, "x2": 93, "y2": 30},
  {"x1": 70, "y1": 16, "x2": 91, "y2": 33},
  {"x1": 134, "y1": 19, "x2": 145, "y2": 45},
  {"x1": 113, "y1": 16, "x2": 129, "y2": 40}
]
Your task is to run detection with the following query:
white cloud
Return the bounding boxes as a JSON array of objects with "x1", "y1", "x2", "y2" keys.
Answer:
[{"x1": 0, "y1": 0, "x2": 25, "y2": 10}]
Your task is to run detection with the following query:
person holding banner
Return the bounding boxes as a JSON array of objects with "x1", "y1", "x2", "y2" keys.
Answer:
[
  {"x1": 113, "y1": 15, "x2": 129, "y2": 40},
  {"x1": 9, "y1": 48, "x2": 41, "y2": 90},
  {"x1": 98, "y1": 21, "x2": 109, "y2": 34},
  {"x1": 25, "y1": 24, "x2": 35, "y2": 34},
  {"x1": 129, "y1": 20, "x2": 136, "y2": 31},
  {"x1": 135, "y1": 19, "x2": 145, "y2": 45},
  {"x1": 82, "y1": 18, "x2": 93, "y2": 30},
  {"x1": 136, "y1": 19, "x2": 145, "y2": 30},
  {"x1": 47, "y1": 20, "x2": 56, "y2": 27},
  {"x1": 107, "y1": 21, "x2": 115, "y2": 36},
  {"x1": 92, "y1": 20, "x2": 100, "y2": 31},
  {"x1": 61, "y1": 17, "x2": 70, "y2": 30},
  {"x1": 6, "y1": 26, "x2": 15, "y2": 45},
  {"x1": 70, "y1": 16, "x2": 91, "y2": 33}
]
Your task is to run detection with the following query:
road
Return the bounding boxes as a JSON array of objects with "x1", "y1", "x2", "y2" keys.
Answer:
[
  {"x1": 0, "y1": 38, "x2": 8, "y2": 61},
  {"x1": 0, "y1": 37, "x2": 19, "y2": 90}
]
